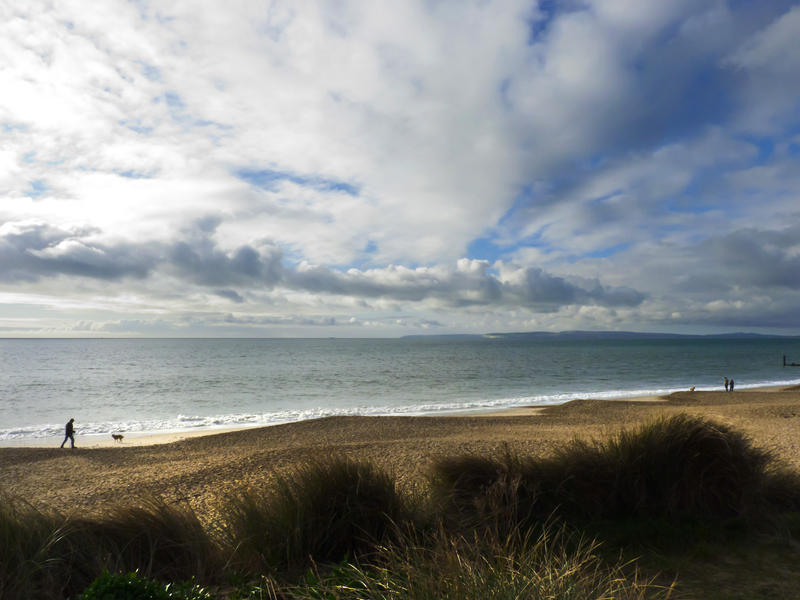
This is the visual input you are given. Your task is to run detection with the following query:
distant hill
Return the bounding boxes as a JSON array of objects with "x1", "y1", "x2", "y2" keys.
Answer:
[{"x1": 402, "y1": 330, "x2": 796, "y2": 341}]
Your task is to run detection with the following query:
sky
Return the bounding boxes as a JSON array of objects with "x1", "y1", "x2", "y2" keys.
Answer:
[{"x1": 1, "y1": 0, "x2": 800, "y2": 338}]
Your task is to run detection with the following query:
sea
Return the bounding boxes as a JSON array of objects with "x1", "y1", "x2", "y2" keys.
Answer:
[{"x1": 2, "y1": 336, "x2": 800, "y2": 444}]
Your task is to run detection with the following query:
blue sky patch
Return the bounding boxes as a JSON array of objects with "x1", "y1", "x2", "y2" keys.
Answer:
[
  {"x1": 28, "y1": 179, "x2": 48, "y2": 198},
  {"x1": 235, "y1": 168, "x2": 360, "y2": 196},
  {"x1": 164, "y1": 91, "x2": 185, "y2": 109},
  {"x1": 526, "y1": 0, "x2": 557, "y2": 43},
  {"x1": 119, "y1": 119, "x2": 153, "y2": 135},
  {"x1": 116, "y1": 169, "x2": 154, "y2": 179},
  {"x1": 581, "y1": 242, "x2": 632, "y2": 260},
  {"x1": 138, "y1": 62, "x2": 162, "y2": 82},
  {"x1": 467, "y1": 236, "x2": 505, "y2": 263}
]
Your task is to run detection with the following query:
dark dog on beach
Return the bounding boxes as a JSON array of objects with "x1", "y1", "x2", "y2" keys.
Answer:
[{"x1": 111, "y1": 433, "x2": 124, "y2": 442}]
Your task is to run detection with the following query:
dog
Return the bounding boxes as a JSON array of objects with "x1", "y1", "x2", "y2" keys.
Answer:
[
  {"x1": 111, "y1": 433, "x2": 124, "y2": 443},
  {"x1": 689, "y1": 386, "x2": 695, "y2": 392}
]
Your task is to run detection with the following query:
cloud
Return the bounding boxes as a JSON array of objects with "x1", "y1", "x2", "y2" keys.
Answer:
[
  {"x1": 0, "y1": 218, "x2": 645, "y2": 314},
  {"x1": 169, "y1": 241, "x2": 283, "y2": 287},
  {"x1": 1, "y1": 2, "x2": 800, "y2": 335},
  {"x1": 725, "y1": 5, "x2": 800, "y2": 132},
  {"x1": 214, "y1": 289, "x2": 245, "y2": 303},
  {"x1": 0, "y1": 221, "x2": 155, "y2": 282},
  {"x1": 693, "y1": 225, "x2": 800, "y2": 291}
]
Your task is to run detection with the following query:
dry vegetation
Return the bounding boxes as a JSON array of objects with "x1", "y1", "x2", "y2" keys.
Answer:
[{"x1": 4, "y1": 404, "x2": 800, "y2": 598}]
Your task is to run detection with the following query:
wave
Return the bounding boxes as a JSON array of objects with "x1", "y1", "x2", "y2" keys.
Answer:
[{"x1": 4, "y1": 377, "x2": 800, "y2": 442}]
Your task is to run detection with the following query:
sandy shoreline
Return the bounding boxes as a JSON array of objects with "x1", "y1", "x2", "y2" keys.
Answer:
[
  {"x1": 3, "y1": 385, "x2": 800, "y2": 521},
  {"x1": 2, "y1": 383, "x2": 789, "y2": 449},
  {"x1": 0, "y1": 427, "x2": 253, "y2": 449}
]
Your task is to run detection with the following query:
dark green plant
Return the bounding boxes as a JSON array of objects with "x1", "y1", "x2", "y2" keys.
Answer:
[{"x1": 78, "y1": 570, "x2": 214, "y2": 600}]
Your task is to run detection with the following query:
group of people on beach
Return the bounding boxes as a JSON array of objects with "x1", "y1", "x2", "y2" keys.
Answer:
[{"x1": 724, "y1": 377, "x2": 735, "y2": 392}]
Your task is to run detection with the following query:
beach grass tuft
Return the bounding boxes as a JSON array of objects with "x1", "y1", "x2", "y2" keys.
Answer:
[
  {"x1": 0, "y1": 495, "x2": 73, "y2": 599},
  {"x1": 547, "y1": 413, "x2": 776, "y2": 521},
  {"x1": 268, "y1": 525, "x2": 674, "y2": 600},
  {"x1": 427, "y1": 445, "x2": 541, "y2": 536},
  {"x1": 0, "y1": 495, "x2": 222, "y2": 600},
  {"x1": 220, "y1": 455, "x2": 412, "y2": 574},
  {"x1": 430, "y1": 414, "x2": 795, "y2": 534},
  {"x1": 77, "y1": 496, "x2": 223, "y2": 583}
]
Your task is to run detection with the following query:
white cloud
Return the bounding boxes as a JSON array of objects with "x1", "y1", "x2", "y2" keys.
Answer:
[
  {"x1": 1, "y1": 1, "x2": 800, "y2": 335},
  {"x1": 726, "y1": 5, "x2": 800, "y2": 132}
]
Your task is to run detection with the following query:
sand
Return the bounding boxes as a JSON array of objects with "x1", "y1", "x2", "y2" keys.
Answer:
[{"x1": 3, "y1": 386, "x2": 800, "y2": 520}]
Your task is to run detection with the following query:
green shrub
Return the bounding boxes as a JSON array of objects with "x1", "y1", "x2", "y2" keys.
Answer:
[
  {"x1": 220, "y1": 455, "x2": 412, "y2": 573},
  {"x1": 78, "y1": 570, "x2": 213, "y2": 600}
]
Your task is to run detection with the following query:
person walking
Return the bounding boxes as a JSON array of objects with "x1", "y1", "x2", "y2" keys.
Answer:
[
  {"x1": 729, "y1": 378, "x2": 735, "y2": 392},
  {"x1": 60, "y1": 418, "x2": 75, "y2": 449},
  {"x1": 724, "y1": 376, "x2": 729, "y2": 392}
]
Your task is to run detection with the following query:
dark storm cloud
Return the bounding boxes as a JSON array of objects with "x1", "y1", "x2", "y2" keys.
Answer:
[
  {"x1": 287, "y1": 260, "x2": 642, "y2": 310},
  {"x1": 700, "y1": 226, "x2": 800, "y2": 290},
  {"x1": 0, "y1": 222, "x2": 154, "y2": 282},
  {"x1": 669, "y1": 224, "x2": 800, "y2": 296},
  {"x1": 214, "y1": 289, "x2": 245, "y2": 303},
  {"x1": 506, "y1": 268, "x2": 645, "y2": 311},
  {"x1": 286, "y1": 261, "x2": 504, "y2": 305},
  {"x1": 514, "y1": 267, "x2": 578, "y2": 305},
  {"x1": 167, "y1": 217, "x2": 283, "y2": 287},
  {"x1": 654, "y1": 293, "x2": 800, "y2": 330},
  {"x1": 635, "y1": 222, "x2": 800, "y2": 330},
  {"x1": 0, "y1": 219, "x2": 645, "y2": 312},
  {"x1": 169, "y1": 241, "x2": 283, "y2": 287}
]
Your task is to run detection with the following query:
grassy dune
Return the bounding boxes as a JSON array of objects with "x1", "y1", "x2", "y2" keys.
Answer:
[{"x1": 3, "y1": 413, "x2": 800, "y2": 599}]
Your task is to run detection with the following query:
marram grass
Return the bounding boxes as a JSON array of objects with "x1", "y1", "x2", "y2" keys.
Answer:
[
  {"x1": 429, "y1": 414, "x2": 800, "y2": 534},
  {"x1": 265, "y1": 526, "x2": 675, "y2": 600},
  {"x1": 219, "y1": 455, "x2": 414, "y2": 574}
]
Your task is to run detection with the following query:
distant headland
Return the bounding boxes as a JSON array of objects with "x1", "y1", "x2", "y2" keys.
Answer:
[{"x1": 402, "y1": 330, "x2": 799, "y2": 341}]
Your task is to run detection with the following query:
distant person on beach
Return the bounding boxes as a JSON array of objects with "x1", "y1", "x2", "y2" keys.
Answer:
[
  {"x1": 724, "y1": 377, "x2": 729, "y2": 392},
  {"x1": 60, "y1": 418, "x2": 75, "y2": 449},
  {"x1": 730, "y1": 379, "x2": 735, "y2": 392}
]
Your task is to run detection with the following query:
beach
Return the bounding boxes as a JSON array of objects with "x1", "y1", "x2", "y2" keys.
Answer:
[{"x1": 3, "y1": 386, "x2": 800, "y2": 522}]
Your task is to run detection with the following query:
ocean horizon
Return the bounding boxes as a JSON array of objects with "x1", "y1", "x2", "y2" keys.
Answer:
[{"x1": 3, "y1": 336, "x2": 800, "y2": 443}]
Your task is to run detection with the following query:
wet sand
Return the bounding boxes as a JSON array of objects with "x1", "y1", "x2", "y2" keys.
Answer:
[{"x1": 3, "y1": 386, "x2": 800, "y2": 520}]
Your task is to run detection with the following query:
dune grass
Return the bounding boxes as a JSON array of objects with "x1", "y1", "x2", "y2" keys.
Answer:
[
  {"x1": 429, "y1": 414, "x2": 800, "y2": 537},
  {"x1": 0, "y1": 495, "x2": 222, "y2": 600},
  {"x1": 219, "y1": 456, "x2": 415, "y2": 575},
  {"x1": 268, "y1": 526, "x2": 674, "y2": 600},
  {"x1": 76, "y1": 496, "x2": 224, "y2": 583},
  {"x1": 2, "y1": 414, "x2": 800, "y2": 599},
  {"x1": 0, "y1": 495, "x2": 72, "y2": 599}
]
